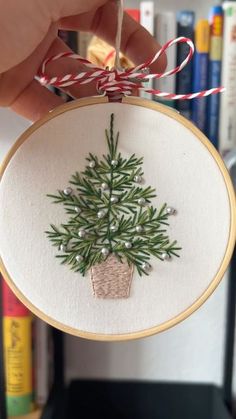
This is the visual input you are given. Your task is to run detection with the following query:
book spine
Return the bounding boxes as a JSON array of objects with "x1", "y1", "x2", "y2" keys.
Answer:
[
  {"x1": 96, "y1": 9, "x2": 140, "y2": 69},
  {"x1": 219, "y1": 2, "x2": 236, "y2": 154},
  {"x1": 140, "y1": 1, "x2": 154, "y2": 100},
  {"x1": 0, "y1": 275, "x2": 7, "y2": 419},
  {"x1": 2, "y1": 280, "x2": 33, "y2": 416},
  {"x1": 207, "y1": 6, "x2": 223, "y2": 148},
  {"x1": 154, "y1": 12, "x2": 177, "y2": 108},
  {"x1": 192, "y1": 19, "x2": 210, "y2": 132},
  {"x1": 176, "y1": 11, "x2": 195, "y2": 119},
  {"x1": 77, "y1": 32, "x2": 93, "y2": 58},
  {"x1": 2, "y1": 282, "x2": 29, "y2": 317},
  {"x1": 125, "y1": 9, "x2": 140, "y2": 22},
  {"x1": 58, "y1": 30, "x2": 78, "y2": 53},
  {"x1": 34, "y1": 318, "x2": 49, "y2": 406}
]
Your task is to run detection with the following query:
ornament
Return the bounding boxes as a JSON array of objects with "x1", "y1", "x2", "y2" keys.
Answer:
[
  {"x1": 111, "y1": 159, "x2": 118, "y2": 167},
  {"x1": 0, "y1": 87, "x2": 234, "y2": 339},
  {"x1": 110, "y1": 224, "x2": 118, "y2": 232},
  {"x1": 63, "y1": 187, "x2": 72, "y2": 196},
  {"x1": 166, "y1": 207, "x2": 176, "y2": 215},
  {"x1": 136, "y1": 225, "x2": 143, "y2": 233},
  {"x1": 60, "y1": 244, "x2": 67, "y2": 252},
  {"x1": 161, "y1": 252, "x2": 171, "y2": 261},
  {"x1": 110, "y1": 195, "x2": 119, "y2": 204},
  {"x1": 134, "y1": 175, "x2": 143, "y2": 184},
  {"x1": 138, "y1": 197, "x2": 146, "y2": 206},
  {"x1": 89, "y1": 160, "x2": 96, "y2": 168},
  {"x1": 101, "y1": 182, "x2": 109, "y2": 191},
  {"x1": 142, "y1": 262, "x2": 152, "y2": 272},
  {"x1": 125, "y1": 241, "x2": 132, "y2": 249},
  {"x1": 101, "y1": 247, "x2": 110, "y2": 256},
  {"x1": 97, "y1": 209, "x2": 106, "y2": 219},
  {"x1": 74, "y1": 206, "x2": 80, "y2": 213},
  {"x1": 76, "y1": 255, "x2": 84, "y2": 263},
  {"x1": 78, "y1": 229, "x2": 86, "y2": 238}
]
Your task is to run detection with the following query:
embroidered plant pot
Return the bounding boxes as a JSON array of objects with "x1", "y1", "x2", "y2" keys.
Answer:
[{"x1": 90, "y1": 254, "x2": 134, "y2": 299}]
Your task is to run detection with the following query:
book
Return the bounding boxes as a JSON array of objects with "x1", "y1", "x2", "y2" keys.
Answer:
[
  {"x1": 206, "y1": 6, "x2": 223, "y2": 148},
  {"x1": 87, "y1": 9, "x2": 140, "y2": 72},
  {"x1": 154, "y1": 11, "x2": 177, "y2": 108},
  {"x1": 0, "y1": 276, "x2": 7, "y2": 419},
  {"x1": 192, "y1": 19, "x2": 210, "y2": 133},
  {"x1": 87, "y1": 36, "x2": 134, "y2": 69},
  {"x1": 125, "y1": 9, "x2": 140, "y2": 22},
  {"x1": 2, "y1": 279, "x2": 34, "y2": 416},
  {"x1": 34, "y1": 318, "x2": 50, "y2": 407},
  {"x1": 58, "y1": 30, "x2": 78, "y2": 53},
  {"x1": 219, "y1": 1, "x2": 236, "y2": 154},
  {"x1": 140, "y1": 1, "x2": 154, "y2": 100},
  {"x1": 176, "y1": 11, "x2": 195, "y2": 119},
  {"x1": 78, "y1": 32, "x2": 93, "y2": 59}
]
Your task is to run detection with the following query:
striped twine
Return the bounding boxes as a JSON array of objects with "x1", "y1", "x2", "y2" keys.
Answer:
[{"x1": 39, "y1": 37, "x2": 225, "y2": 100}]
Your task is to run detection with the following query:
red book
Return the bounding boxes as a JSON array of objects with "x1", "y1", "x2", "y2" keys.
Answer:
[
  {"x1": 2, "y1": 279, "x2": 29, "y2": 317},
  {"x1": 125, "y1": 9, "x2": 140, "y2": 22}
]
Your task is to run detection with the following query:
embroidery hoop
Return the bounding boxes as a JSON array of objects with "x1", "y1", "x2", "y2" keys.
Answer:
[{"x1": 0, "y1": 95, "x2": 235, "y2": 341}]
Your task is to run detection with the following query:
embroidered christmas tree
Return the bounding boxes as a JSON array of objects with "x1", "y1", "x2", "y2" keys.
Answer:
[{"x1": 46, "y1": 114, "x2": 180, "y2": 290}]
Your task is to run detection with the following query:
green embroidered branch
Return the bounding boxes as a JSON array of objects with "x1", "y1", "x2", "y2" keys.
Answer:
[{"x1": 46, "y1": 113, "x2": 181, "y2": 276}]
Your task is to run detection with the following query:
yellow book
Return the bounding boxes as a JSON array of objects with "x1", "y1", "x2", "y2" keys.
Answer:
[{"x1": 3, "y1": 316, "x2": 34, "y2": 416}]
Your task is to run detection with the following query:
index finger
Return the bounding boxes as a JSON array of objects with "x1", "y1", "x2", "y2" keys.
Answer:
[{"x1": 59, "y1": 1, "x2": 167, "y2": 72}]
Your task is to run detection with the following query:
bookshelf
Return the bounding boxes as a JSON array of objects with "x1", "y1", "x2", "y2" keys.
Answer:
[
  {"x1": 9, "y1": 411, "x2": 42, "y2": 419},
  {"x1": 127, "y1": 0, "x2": 212, "y2": 18},
  {"x1": 0, "y1": 0, "x2": 236, "y2": 418}
]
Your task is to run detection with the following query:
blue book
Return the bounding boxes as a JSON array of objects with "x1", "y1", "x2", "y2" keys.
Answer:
[
  {"x1": 206, "y1": 6, "x2": 223, "y2": 148},
  {"x1": 192, "y1": 20, "x2": 210, "y2": 133},
  {"x1": 176, "y1": 11, "x2": 195, "y2": 119}
]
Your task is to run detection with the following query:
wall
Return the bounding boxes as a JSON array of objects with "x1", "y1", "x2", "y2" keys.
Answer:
[
  {"x1": 0, "y1": 108, "x2": 29, "y2": 161},
  {"x1": 65, "y1": 279, "x2": 228, "y2": 385}
]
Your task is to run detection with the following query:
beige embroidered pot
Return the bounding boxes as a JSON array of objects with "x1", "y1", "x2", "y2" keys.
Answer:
[{"x1": 90, "y1": 254, "x2": 134, "y2": 299}]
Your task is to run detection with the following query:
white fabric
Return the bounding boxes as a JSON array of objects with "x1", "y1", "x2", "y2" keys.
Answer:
[{"x1": 0, "y1": 102, "x2": 231, "y2": 336}]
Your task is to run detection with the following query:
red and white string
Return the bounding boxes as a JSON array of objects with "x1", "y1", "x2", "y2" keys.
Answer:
[{"x1": 39, "y1": 0, "x2": 224, "y2": 100}]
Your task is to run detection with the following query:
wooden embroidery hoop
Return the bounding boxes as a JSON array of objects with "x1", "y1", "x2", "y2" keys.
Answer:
[{"x1": 0, "y1": 96, "x2": 235, "y2": 341}]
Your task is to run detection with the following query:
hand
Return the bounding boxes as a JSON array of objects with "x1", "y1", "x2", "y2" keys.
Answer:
[{"x1": 0, "y1": 0, "x2": 166, "y2": 121}]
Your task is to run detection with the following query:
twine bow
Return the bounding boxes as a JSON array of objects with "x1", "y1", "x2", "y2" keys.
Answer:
[{"x1": 39, "y1": 36, "x2": 225, "y2": 100}]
